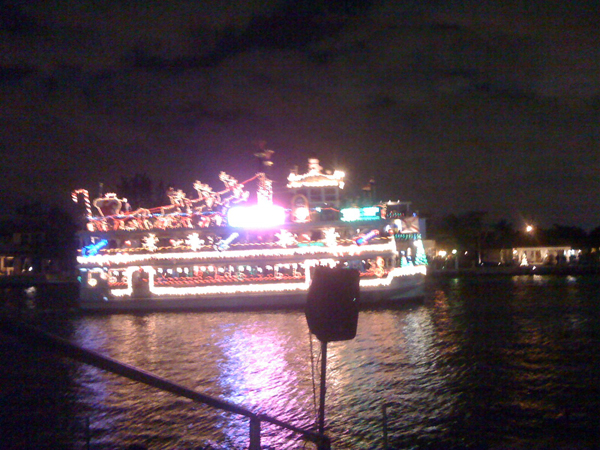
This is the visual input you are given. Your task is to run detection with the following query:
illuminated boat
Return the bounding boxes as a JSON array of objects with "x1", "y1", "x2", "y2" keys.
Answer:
[{"x1": 73, "y1": 157, "x2": 427, "y2": 312}]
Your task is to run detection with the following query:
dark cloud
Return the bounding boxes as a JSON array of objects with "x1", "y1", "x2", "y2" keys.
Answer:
[{"x1": 1, "y1": 0, "x2": 599, "y2": 229}]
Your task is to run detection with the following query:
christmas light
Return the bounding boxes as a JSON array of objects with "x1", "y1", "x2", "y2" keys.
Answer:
[
  {"x1": 227, "y1": 205, "x2": 285, "y2": 228},
  {"x1": 215, "y1": 232, "x2": 239, "y2": 251},
  {"x1": 185, "y1": 233, "x2": 204, "y2": 251},
  {"x1": 287, "y1": 159, "x2": 345, "y2": 189},
  {"x1": 109, "y1": 265, "x2": 424, "y2": 298},
  {"x1": 142, "y1": 234, "x2": 159, "y2": 252},
  {"x1": 355, "y1": 230, "x2": 380, "y2": 245},
  {"x1": 78, "y1": 239, "x2": 397, "y2": 266},
  {"x1": 413, "y1": 239, "x2": 428, "y2": 266},
  {"x1": 275, "y1": 230, "x2": 297, "y2": 248},
  {"x1": 341, "y1": 207, "x2": 380, "y2": 222},
  {"x1": 322, "y1": 228, "x2": 340, "y2": 247},
  {"x1": 82, "y1": 239, "x2": 108, "y2": 257},
  {"x1": 72, "y1": 189, "x2": 92, "y2": 219}
]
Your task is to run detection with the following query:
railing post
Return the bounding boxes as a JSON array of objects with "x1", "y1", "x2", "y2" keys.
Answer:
[
  {"x1": 382, "y1": 403, "x2": 389, "y2": 450},
  {"x1": 249, "y1": 415, "x2": 261, "y2": 450},
  {"x1": 85, "y1": 417, "x2": 91, "y2": 450},
  {"x1": 318, "y1": 340, "x2": 328, "y2": 435},
  {"x1": 1, "y1": 320, "x2": 332, "y2": 450},
  {"x1": 317, "y1": 435, "x2": 331, "y2": 450}
]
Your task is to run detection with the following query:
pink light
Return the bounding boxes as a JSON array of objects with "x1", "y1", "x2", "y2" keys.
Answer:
[
  {"x1": 227, "y1": 205, "x2": 286, "y2": 228},
  {"x1": 355, "y1": 229, "x2": 379, "y2": 245}
]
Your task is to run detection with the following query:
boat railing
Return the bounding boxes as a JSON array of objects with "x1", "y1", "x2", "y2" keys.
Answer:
[{"x1": 0, "y1": 318, "x2": 331, "y2": 450}]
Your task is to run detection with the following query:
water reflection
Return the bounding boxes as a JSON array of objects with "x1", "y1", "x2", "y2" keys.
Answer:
[{"x1": 3, "y1": 275, "x2": 600, "y2": 449}]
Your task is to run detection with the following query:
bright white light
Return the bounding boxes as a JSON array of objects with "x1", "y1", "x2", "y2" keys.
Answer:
[
  {"x1": 228, "y1": 205, "x2": 286, "y2": 228},
  {"x1": 341, "y1": 208, "x2": 361, "y2": 222},
  {"x1": 108, "y1": 261, "x2": 425, "y2": 298},
  {"x1": 294, "y1": 207, "x2": 310, "y2": 222},
  {"x1": 78, "y1": 239, "x2": 398, "y2": 266}
]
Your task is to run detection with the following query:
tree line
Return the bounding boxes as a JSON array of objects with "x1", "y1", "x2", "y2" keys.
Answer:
[{"x1": 427, "y1": 211, "x2": 600, "y2": 265}]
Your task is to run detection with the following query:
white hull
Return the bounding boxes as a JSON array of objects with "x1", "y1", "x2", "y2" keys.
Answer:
[{"x1": 78, "y1": 273, "x2": 426, "y2": 313}]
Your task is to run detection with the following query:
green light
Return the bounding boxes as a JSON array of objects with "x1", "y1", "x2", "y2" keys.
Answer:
[{"x1": 341, "y1": 207, "x2": 380, "y2": 222}]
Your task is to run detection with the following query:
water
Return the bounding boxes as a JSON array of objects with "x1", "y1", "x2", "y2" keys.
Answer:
[{"x1": 2, "y1": 275, "x2": 600, "y2": 449}]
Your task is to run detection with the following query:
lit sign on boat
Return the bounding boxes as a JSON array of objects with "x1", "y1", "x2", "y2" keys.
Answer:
[{"x1": 341, "y1": 207, "x2": 380, "y2": 222}]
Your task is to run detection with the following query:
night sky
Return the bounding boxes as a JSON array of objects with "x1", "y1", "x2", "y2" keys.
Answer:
[{"x1": 2, "y1": 0, "x2": 599, "y2": 229}]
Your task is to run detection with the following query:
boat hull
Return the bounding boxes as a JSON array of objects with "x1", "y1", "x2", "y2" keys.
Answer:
[{"x1": 78, "y1": 273, "x2": 425, "y2": 313}]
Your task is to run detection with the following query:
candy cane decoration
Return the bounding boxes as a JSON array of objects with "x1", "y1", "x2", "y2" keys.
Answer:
[{"x1": 72, "y1": 189, "x2": 92, "y2": 219}]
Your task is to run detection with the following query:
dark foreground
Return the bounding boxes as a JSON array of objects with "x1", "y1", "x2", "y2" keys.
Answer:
[{"x1": 1, "y1": 274, "x2": 600, "y2": 449}]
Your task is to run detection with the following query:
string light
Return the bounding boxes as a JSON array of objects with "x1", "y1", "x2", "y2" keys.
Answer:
[
  {"x1": 78, "y1": 239, "x2": 397, "y2": 266},
  {"x1": 82, "y1": 239, "x2": 108, "y2": 257},
  {"x1": 72, "y1": 189, "x2": 92, "y2": 218},
  {"x1": 185, "y1": 233, "x2": 204, "y2": 251},
  {"x1": 142, "y1": 234, "x2": 159, "y2": 252},
  {"x1": 287, "y1": 159, "x2": 345, "y2": 189},
  {"x1": 108, "y1": 263, "x2": 424, "y2": 298},
  {"x1": 355, "y1": 230, "x2": 380, "y2": 246},
  {"x1": 215, "y1": 232, "x2": 239, "y2": 251}
]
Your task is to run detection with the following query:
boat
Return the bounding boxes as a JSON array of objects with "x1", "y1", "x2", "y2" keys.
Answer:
[{"x1": 73, "y1": 156, "x2": 427, "y2": 312}]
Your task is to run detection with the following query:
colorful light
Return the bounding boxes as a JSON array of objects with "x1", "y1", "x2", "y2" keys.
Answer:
[
  {"x1": 227, "y1": 205, "x2": 285, "y2": 228},
  {"x1": 109, "y1": 264, "x2": 425, "y2": 299},
  {"x1": 142, "y1": 234, "x2": 159, "y2": 252},
  {"x1": 215, "y1": 232, "x2": 239, "y2": 251},
  {"x1": 275, "y1": 230, "x2": 297, "y2": 248},
  {"x1": 341, "y1": 207, "x2": 380, "y2": 222},
  {"x1": 78, "y1": 239, "x2": 397, "y2": 266},
  {"x1": 287, "y1": 159, "x2": 345, "y2": 189},
  {"x1": 322, "y1": 227, "x2": 340, "y2": 247},
  {"x1": 82, "y1": 239, "x2": 108, "y2": 257},
  {"x1": 355, "y1": 230, "x2": 380, "y2": 245},
  {"x1": 186, "y1": 233, "x2": 204, "y2": 251},
  {"x1": 72, "y1": 189, "x2": 92, "y2": 219}
]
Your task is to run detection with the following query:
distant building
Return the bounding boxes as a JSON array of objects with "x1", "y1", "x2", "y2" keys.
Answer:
[
  {"x1": 0, "y1": 215, "x2": 77, "y2": 279},
  {"x1": 0, "y1": 222, "x2": 46, "y2": 276},
  {"x1": 425, "y1": 241, "x2": 581, "y2": 268},
  {"x1": 508, "y1": 246, "x2": 580, "y2": 266}
]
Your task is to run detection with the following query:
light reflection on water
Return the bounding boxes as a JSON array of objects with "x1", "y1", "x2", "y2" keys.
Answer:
[{"x1": 2, "y1": 275, "x2": 600, "y2": 449}]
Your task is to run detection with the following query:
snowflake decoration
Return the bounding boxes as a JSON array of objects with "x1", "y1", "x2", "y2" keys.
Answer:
[
  {"x1": 323, "y1": 228, "x2": 340, "y2": 247},
  {"x1": 275, "y1": 230, "x2": 297, "y2": 248},
  {"x1": 142, "y1": 233, "x2": 159, "y2": 252},
  {"x1": 186, "y1": 233, "x2": 205, "y2": 251}
]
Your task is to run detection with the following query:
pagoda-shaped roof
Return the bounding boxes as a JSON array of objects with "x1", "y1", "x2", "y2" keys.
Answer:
[{"x1": 287, "y1": 158, "x2": 345, "y2": 189}]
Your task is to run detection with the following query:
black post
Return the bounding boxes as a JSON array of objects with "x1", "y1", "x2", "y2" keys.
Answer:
[
  {"x1": 85, "y1": 417, "x2": 91, "y2": 450},
  {"x1": 382, "y1": 403, "x2": 389, "y2": 449},
  {"x1": 318, "y1": 340, "x2": 328, "y2": 435}
]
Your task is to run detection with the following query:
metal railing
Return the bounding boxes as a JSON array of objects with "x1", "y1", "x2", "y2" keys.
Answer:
[{"x1": 0, "y1": 319, "x2": 331, "y2": 450}]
